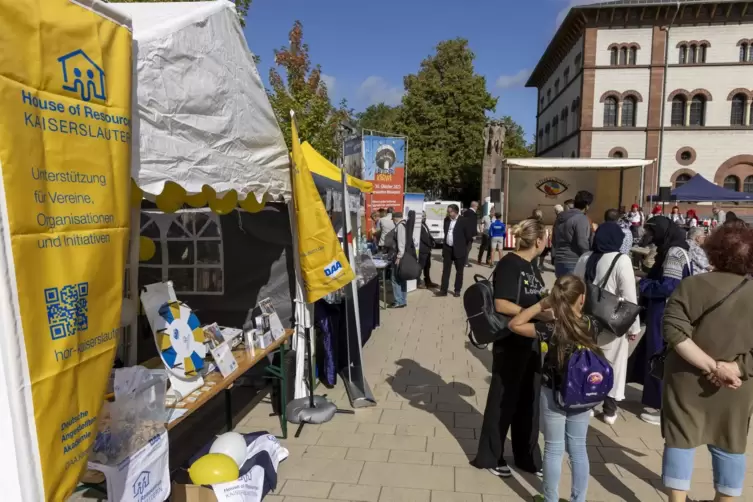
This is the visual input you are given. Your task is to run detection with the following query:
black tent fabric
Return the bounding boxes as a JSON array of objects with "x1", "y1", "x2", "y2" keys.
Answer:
[{"x1": 651, "y1": 175, "x2": 753, "y2": 202}]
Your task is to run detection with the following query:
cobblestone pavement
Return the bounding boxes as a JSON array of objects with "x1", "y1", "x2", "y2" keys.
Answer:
[{"x1": 239, "y1": 249, "x2": 753, "y2": 502}]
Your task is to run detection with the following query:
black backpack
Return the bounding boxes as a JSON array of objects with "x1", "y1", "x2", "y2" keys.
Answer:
[{"x1": 463, "y1": 273, "x2": 520, "y2": 348}]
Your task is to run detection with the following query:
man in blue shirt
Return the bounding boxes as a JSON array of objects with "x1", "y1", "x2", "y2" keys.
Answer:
[{"x1": 488, "y1": 212, "x2": 506, "y2": 266}]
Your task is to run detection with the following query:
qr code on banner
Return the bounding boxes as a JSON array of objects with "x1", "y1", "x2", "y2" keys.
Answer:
[{"x1": 45, "y1": 283, "x2": 89, "y2": 341}]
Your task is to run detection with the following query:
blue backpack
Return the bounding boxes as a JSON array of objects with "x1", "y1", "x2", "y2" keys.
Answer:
[{"x1": 552, "y1": 327, "x2": 614, "y2": 411}]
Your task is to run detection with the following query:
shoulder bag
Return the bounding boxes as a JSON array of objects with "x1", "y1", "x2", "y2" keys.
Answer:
[
  {"x1": 464, "y1": 271, "x2": 521, "y2": 349},
  {"x1": 649, "y1": 276, "x2": 750, "y2": 380},
  {"x1": 584, "y1": 254, "x2": 641, "y2": 337}
]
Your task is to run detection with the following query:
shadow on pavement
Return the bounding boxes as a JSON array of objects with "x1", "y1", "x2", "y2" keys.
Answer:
[{"x1": 388, "y1": 358, "x2": 537, "y2": 501}]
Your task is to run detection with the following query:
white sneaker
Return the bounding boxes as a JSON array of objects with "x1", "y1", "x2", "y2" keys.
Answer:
[
  {"x1": 603, "y1": 413, "x2": 617, "y2": 425},
  {"x1": 640, "y1": 412, "x2": 661, "y2": 425}
]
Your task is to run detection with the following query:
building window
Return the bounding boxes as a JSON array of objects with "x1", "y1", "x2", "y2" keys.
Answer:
[
  {"x1": 699, "y1": 44, "x2": 707, "y2": 63},
  {"x1": 688, "y1": 44, "x2": 697, "y2": 64},
  {"x1": 571, "y1": 97, "x2": 580, "y2": 130},
  {"x1": 564, "y1": 67, "x2": 570, "y2": 82},
  {"x1": 561, "y1": 108, "x2": 569, "y2": 137},
  {"x1": 671, "y1": 97, "x2": 686, "y2": 126},
  {"x1": 603, "y1": 97, "x2": 618, "y2": 127},
  {"x1": 675, "y1": 173, "x2": 692, "y2": 188},
  {"x1": 545, "y1": 124, "x2": 550, "y2": 147},
  {"x1": 679, "y1": 45, "x2": 687, "y2": 64},
  {"x1": 611, "y1": 151, "x2": 624, "y2": 158},
  {"x1": 724, "y1": 175, "x2": 740, "y2": 191},
  {"x1": 571, "y1": 152, "x2": 576, "y2": 158},
  {"x1": 741, "y1": 43, "x2": 749, "y2": 62},
  {"x1": 629, "y1": 46, "x2": 637, "y2": 65},
  {"x1": 619, "y1": 47, "x2": 627, "y2": 65},
  {"x1": 547, "y1": 89, "x2": 551, "y2": 102},
  {"x1": 555, "y1": 78, "x2": 560, "y2": 95},
  {"x1": 689, "y1": 96, "x2": 706, "y2": 126},
  {"x1": 621, "y1": 97, "x2": 636, "y2": 127},
  {"x1": 744, "y1": 176, "x2": 753, "y2": 193},
  {"x1": 610, "y1": 48, "x2": 618, "y2": 65},
  {"x1": 575, "y1": 53, "x2": 582, "y2": 67},
  {"x1": 540, "y1": 96, "x2": 544, "y2": 108},
  {"x1": 731, "y1": 93, "x2": 746, "y2": 125},
  {"x1": 552, "y1": 117, "x2": 559, "y2": 143},
  {"x1": 139, "y1": 210, "x2": 225, "y2": 295}
]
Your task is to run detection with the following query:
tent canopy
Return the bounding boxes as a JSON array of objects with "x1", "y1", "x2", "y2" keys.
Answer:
[
  {"x1": 652, "y1": 174, "x2": 753, "y2": 202},
  {"x1": 506, "y1": 158, "x2": 654, "y2": 169},
  {"x1": 111, "y1": 1, "x2": 291, "y2": 201},
  {"x1": 302, "y1": 142, "x2": 373, "y2": 193}
]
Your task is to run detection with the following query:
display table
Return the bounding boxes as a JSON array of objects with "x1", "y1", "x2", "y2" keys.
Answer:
[
  {"x1": 142, "y1": 329, "x2": 294, "y2": 437},
  {"x1": 315, "y1": 277, "x2": 380, "y2": 386}
]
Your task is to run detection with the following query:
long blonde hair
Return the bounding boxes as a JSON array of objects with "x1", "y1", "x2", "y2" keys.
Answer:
[
  {"x1": 549, "y1": 275, "x2": 601, "y2": 368},
  {"x1": 512, "y1": 218, "x2": 545, "y2": 251}
]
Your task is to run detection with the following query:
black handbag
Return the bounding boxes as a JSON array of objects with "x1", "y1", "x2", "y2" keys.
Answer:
[
  {"x1": 584, "y1": 254, "x2": 641, "y2": 337},
  {"x1": 649, "y1": 276, "x2": 750, "y2": 380}
]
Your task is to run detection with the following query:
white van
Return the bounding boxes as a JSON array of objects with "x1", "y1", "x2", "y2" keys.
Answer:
[{"x1": 423, "y1": 200, "x2": 463, "y2": 246}]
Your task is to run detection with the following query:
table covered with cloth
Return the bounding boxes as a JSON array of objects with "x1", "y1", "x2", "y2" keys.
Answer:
[{"x1": 314, "y1": 276, "x2": 380, "y2": 386}]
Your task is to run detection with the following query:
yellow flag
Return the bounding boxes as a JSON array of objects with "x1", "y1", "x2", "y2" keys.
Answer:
[{"x1": 290, "y1": 115, "x2": 355, "y2": 302}]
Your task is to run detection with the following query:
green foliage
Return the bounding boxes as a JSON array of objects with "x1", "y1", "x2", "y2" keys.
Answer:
[
  {"x1": 356, "y1": 104, "x2": 401, "y2": 134},
  {"x1": 397, "y1": 39, "x2": 497, "y2": 196},
  {"x1": 267, "y1": 21, "x2": 349, "y2": 160},
  {"x1": 488, "y1": 116, "x2": 536, "y2": 158},
  {"x1": 110, "y1": 0, "x2": 252, "y2": 27}
]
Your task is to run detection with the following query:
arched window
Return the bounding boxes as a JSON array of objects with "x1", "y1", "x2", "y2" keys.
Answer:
[
  {"x1": 740, "y1": 43, "x2": 749, "y2": 62},
  {"x1": 611, "y1": 150, "x2": 624, "y2": 158},
  {"x1": 619, "y1": 47, "x2": 628, "y2": 65},
  {"x1": 689, "y1": 96, "x2": 706, "y2": 126},
  {"x1": 564, "y1": 67, "x2": 570, "y2": 82},
  {"x1": 552, "y1": 117, "x2": 559, "y2": 143},
  {"x1": 621, "y1": 97, "x2": 636, "y2": 127},
  {"x1": 603, "y1": 97, "x2": 618, "y2": 127},
  {"x1": 731, "y1": 93, "x2": 746, "y2": 125},
  {"x1": 749, "y1": 46, "x2": 753, "y2": 62},
  {"x1": 629, "y1": 47, "x2": 637, "y2": 65},
  {"x1": 561, "y1": 108, "x2": 569, "y2": 137},
  {"x1": 675, "y1": 173, "x2": 692, "y2": 188},
  {"x1": 688, "y1": 44, "x2": 697, "y2": 63},
  {"x1": 671, "y1": 97, "x2": 686, "y2": 126},
  {"x1": 571, "y1": 152, "x2": 576, "y2": 158},
  {"x1": 571, "y1": 98, "x2": 580, "y2": 130},
  {"x1": 699, "y1": 44, "x2": 707, "y2": 63},
  {"x1": 724, "y1": 175, "x2": 740, "y2": 191},
  {"x1": 547, "y1": 89, "x2": 552, "y2": 102},
  {"x1": 610, "y1": 48, "x2": 619, "y2": 65},
  {"x1": 555, "y1": 79, "x2": 560, "y2": 95},
  {"x1": 744, "y1": 176, "x2": 753, "y2": 193},
  {"x1": 679, "y1": 45, "x2": 687, "y2": 64}
]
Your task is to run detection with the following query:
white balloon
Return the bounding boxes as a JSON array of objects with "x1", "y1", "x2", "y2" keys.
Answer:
[{"x1": 209, "y1": 432, "x2": 247, "y2": 468}]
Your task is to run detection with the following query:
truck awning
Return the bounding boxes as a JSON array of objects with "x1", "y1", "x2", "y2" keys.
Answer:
[{"x1": 505, "y1": 158, "x2": 655, "y2": 169}]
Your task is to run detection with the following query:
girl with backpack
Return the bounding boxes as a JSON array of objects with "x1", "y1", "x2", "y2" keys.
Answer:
[{"x1": 509, "y1": 275, "x2": 610, "y2": 502}]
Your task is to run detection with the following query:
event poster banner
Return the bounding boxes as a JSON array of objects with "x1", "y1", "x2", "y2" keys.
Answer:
[
  {"x1": 0, "y1": 1, "x2": 132, "y2": 499},
  {"x1": 362, "y1": 135, "x2": 405, "y2": 232}
]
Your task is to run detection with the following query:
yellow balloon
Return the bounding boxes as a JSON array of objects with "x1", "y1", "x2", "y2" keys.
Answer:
[
  {"x1": 138, "y1": 236, "x2": 156, "y2": 262},
  {"x1": 188, "y1": 453, "x2": 239, "y2": 485},
  {"x1": 239, "y1": 193, "x2": 267, "y2": 213},
  {"x1": 209, "y1": 190, "x2": 238, "y2": 215},
  {"x1": 185, "y1": 192, "x2": 208, "y2": 208},
  {"x1": 130, "y1": 179, "x2": 143, "y2": 208}
]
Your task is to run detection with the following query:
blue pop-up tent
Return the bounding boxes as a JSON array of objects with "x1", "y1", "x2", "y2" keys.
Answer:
[{"x1": 652, "y1": 174, "x2": 753, "y2": 202}]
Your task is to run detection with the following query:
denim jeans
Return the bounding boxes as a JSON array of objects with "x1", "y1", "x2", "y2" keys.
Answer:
[
  {"x1": 554, "y1": 262, "x2": 576, "y2": 278},
  {"x1": 663, "y1": 445, "x2": 746, "y2": 496},
  {"x1": 391, "y1": 262, "x2": 407, "y2": 306},
  {"x1": 540, "y1": 387, "x2": 591, "y2": 502}
]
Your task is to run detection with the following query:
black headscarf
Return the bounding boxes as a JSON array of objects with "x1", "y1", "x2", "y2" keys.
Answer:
[
  {"x1": 645, "y1": 215, "x2": 688, "y2": 278},
  {"x1": 585, "y1": 222, "x2": 625, "y2": 283}
]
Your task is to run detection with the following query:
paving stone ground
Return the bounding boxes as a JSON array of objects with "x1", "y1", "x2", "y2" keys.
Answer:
[{"x1": 240, "y1": 247, "x2": 753, "y2": 502}]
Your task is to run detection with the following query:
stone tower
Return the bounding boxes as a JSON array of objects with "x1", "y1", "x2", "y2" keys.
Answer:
[{"x1": 481, "y1": 125, "x2": 505, "y2": 209}]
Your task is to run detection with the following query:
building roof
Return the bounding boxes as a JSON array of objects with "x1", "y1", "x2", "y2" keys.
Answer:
[{"x1": 526, "y1": 0, "x2": 748, "y2": 88}]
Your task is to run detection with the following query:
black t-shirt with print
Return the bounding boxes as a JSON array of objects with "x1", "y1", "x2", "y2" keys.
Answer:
[
  {"x1": 493, "y1": 253, "x2": 545, "y2": 308},
  {"x1": 534, "y1": 316, "x2": 602, "y2": 390}
]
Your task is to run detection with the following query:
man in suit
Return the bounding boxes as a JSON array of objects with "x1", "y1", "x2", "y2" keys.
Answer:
[
  {"x1": 462, "y1": 201, "x2": 479, "y2": 268},
  {"x1": 436, "y1": 204, "x2": 467, "y2": 297}
]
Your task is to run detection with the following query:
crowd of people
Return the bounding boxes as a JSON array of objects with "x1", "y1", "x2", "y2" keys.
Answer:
[{"x1": 467, "y1": 194, "x2": 753, "y2": 502}]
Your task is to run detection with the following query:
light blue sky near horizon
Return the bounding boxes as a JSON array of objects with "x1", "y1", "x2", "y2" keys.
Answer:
[{"x1": 243, "y1": 0, "x2": 590, "y2": 143}]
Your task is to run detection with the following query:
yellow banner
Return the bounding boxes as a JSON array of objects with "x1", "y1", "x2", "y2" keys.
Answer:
[
  {"x1": 0, "y1": 1, "x2": 131, "y2": 499},
  {"x1": 290, "y1": 116, "x2": 355, "y2": 303}
]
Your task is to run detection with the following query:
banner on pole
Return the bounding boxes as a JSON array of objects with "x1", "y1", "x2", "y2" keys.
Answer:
[
  {"x1": 362, "y1": 135, "x2": 406, "y2": 232},
  {"x1": 0, "y1": 1, "x2": 132, "y2": 499}
]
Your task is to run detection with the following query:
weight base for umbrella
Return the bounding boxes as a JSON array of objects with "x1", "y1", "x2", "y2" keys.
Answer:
[{"x1": 286, "y1": 395, "x2": 354, "y2": 438}]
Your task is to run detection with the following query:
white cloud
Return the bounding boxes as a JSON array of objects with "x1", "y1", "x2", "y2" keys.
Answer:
[
  {"x1": 496, "y1": 69, "x2": 532, "y2": 90},
  {"x1": 320, "y1": 73, "x2": 336, "y2": 94},
  {"x1": 555, "y1": 0, "x2": 605, "y2": 27},
  {"x1": 357, "y1": 76, "x2": 404, "y2": 107}
]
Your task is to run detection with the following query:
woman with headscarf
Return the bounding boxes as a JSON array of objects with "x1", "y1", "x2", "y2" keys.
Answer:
[
  {"x1": 574, "y1": 223, "x2": 641, "y2": 424},
  {"x1": 630, "y1": 216, "x2": 692, "y2": 425}
]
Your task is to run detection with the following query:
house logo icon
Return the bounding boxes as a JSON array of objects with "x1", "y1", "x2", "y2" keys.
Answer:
[
  {"x1": 57, "y1": 49, "x2": 106, "y2": 102},
  {"x1": 133, "y1": 471, "x2": 150, "y2": 497}
]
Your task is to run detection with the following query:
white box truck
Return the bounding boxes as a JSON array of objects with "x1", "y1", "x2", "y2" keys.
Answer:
[{"x1": 423, "y1": 200, "x2": 463, "y2": 246}]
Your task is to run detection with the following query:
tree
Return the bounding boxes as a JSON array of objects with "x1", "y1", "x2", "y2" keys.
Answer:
[
  {"x1": 356, "y1": 103, "x2": 401, "y2": 134},
  {"x1": 488, "y1": 116, "x2": 536, "y2": 158},
  {"x1": 267, "y1": 21, "x2": 349, "y2": 160},
  {"x1": 110, "y1": 0, "x2": 252, "y2": 27},
  {"x1": 398, "y1": 39, "x2": 497, "y2": 196}
]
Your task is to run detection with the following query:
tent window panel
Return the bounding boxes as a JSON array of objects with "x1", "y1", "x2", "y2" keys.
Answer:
[
  {"x1": 197, "y1": 269, "x2": 223, "y2": 293},
  {"x1": 139, "y1": 267, "x2": 163, "y2": 289},
  {"x1": 169, "y1": 268, "x2": 195, "y2": 293},
  {"x1": 167, "y1": 241, "x2": 194, "y2": 265},
  {"x1": 197, "y1": 241, "x2": 222, "y2": 264}
]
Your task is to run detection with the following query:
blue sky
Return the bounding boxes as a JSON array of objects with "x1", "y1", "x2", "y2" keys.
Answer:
[{"x1": 243, "y1": 0, "x2": 589, "y2": 142}]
